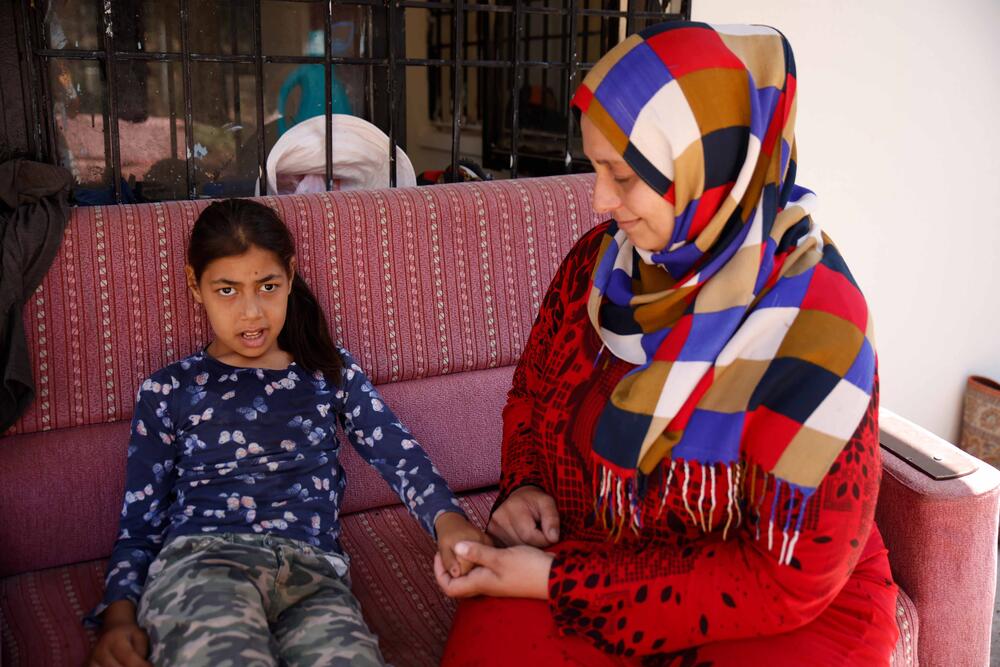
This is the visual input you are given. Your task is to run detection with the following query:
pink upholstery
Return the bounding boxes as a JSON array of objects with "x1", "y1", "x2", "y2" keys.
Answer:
[
  {"x1": 0, "y1": 422, "x2": 128, "y2": 576},
  {"x1": 875, "y1": 409, "x2": 1000, "y2": 667},
  {"x1": 1, "y1": 174, "x2": 996, "y2": 665},
  {"x1": 891, "y1": 586, "x2": 919, "y2": 667},
  {"x1": 340, "y1": 492, "x2": 498, "y2": 666}
]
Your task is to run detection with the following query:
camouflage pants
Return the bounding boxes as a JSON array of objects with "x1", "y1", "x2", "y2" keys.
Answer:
[{"x1": 137, "y1": 533, "x2": 387, "y2": 667}]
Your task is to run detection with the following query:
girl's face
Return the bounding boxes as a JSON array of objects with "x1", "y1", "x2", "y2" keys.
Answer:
[
  {"x1": 581, "y1": 114, "x2": 676, "y2": 252},
  {"x1": 185, "y1": 245, "x2": 295, "y2": 368}
]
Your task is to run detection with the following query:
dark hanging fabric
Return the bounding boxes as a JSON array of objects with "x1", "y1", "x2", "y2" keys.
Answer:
[{"x1": 0, "y1": 159, "x2": 73, "y2": 434}]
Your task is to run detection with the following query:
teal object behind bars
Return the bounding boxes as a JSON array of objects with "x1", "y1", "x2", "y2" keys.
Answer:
[{"x1": 277, "y1": 27, "x2": 354, "y2": 136}]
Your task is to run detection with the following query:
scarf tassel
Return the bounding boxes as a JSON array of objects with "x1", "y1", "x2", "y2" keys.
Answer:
[
  {"x1": 594, "y1": 459, "x2": 814, "y2": 565},
  {"x1": 593, "y1": 464, "x2": 643, "y2": 539}
]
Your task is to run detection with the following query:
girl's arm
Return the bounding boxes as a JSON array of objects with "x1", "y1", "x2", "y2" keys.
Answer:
[
  {"x1": 337, "y1": 350, "x2": 464, "y2": 537},
  {"x1": 543, "y1": 394, "x2": 886, "y2": 657},
  {"x1": 86, "y1": 384, "x2": 179, "y2": 625}
]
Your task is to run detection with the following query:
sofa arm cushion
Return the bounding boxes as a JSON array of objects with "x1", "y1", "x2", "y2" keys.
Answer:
[
  {"x1": 875, "y1": 408, "x2": 1000, "y2": 667},
  {"x1": 0, "y1": 422, "x2": 128, "y2": 578}
]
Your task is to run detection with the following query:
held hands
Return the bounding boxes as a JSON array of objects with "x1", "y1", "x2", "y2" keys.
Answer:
[
  {"x1": 434, "y1": 541, "x2": 554, "y2": 599},
  {"x1": 487, "y1": 485, "x2": 560, "y2": 547},
  {"x1": 88, "y1": 601, "x2": 152, "y2": 667},
  {"x1": 434, "y1": 511, "x2": 493, "y2": 577},
  {"x1": 432, "y1": 486, "x2": 561, "y2": 599}
]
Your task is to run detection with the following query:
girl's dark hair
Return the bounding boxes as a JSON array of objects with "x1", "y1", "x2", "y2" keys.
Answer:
[{"x1": 188, "y1": 198, "x2": 342, "y2": 382}]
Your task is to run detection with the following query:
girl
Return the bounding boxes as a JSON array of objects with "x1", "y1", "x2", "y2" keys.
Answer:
[{"x1": 87, "y1": 198, "x2": 487, "y2": 667}]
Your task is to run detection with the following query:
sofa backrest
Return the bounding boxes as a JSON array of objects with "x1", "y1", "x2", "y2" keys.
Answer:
[{"x1": 8, "y1": 176, "x2": 601, "y2": 436}]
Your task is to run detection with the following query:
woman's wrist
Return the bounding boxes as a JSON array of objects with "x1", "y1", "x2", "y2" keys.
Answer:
[{"x1": 534, "y1": 549, "x2": 557, "y2": 600}]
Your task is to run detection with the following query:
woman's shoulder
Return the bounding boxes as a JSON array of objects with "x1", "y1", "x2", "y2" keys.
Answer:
[
  {"x1": 553, "y1": 220, "x2": 611, "y2": 280},
  {"x1": 572, "y1": 220, "x2": 612, "y2": 260}
]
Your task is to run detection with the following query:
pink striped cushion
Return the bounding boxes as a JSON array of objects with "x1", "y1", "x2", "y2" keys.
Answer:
[
  {"x1": 339, "y1": 491, "x2": 498, "y2": 666},
  {"x1": 8, "y1": 176, "x2": 602, "y2": 437},
  {"x1": 0, "y1": 560, "x2": 103, "y2": 667},
  {"x1": 0, "y1": 491, "x2": 498, "y2": 667},
  {"x1": 890, "y1": 587, "x2": 919, "y2": 667}
]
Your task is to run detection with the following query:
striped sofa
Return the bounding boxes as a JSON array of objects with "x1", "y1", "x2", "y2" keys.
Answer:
[{"x1": 0, "y1": 175, "x2": 996, "y2": 666}]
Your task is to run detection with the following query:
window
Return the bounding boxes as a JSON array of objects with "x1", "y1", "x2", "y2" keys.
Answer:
[{"x1": 11, "y1": 0, "x2": 690, "y2": 203}]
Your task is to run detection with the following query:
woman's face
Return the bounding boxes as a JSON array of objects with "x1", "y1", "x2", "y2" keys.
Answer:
[
  {"x1": 185, "y1": 245, "x2": 294, "y2": 367},
  {"x1": 581, "y1": 114, "x2": 675, "y2": 252}
]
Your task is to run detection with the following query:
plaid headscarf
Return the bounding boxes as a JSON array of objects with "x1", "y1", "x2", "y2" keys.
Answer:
[{"x1": 572, "y1": 23, "x2": 875, "y2": 551}]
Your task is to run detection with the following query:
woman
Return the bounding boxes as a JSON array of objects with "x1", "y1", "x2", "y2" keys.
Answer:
[{"x1": 435, "y1": 22, "x2": 899, "y2": 666}]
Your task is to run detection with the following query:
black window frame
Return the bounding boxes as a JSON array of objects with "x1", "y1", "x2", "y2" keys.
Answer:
[{"x1": 12, "y1": 0, "x2": 691, "y2": 203}]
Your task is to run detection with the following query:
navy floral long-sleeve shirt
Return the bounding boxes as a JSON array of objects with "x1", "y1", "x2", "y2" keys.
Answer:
[{"x1": 90, "y1": 347, "x2": 463, "y2": 620}]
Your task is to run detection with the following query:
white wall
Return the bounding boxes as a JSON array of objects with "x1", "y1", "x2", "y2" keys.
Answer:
[{"x1": 693, "y1": 1, "x2": 1000, "y2": 441}]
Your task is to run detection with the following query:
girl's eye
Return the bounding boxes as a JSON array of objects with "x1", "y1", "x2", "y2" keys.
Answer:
[
  {"x1": 614, "y1": 175, "x2": 634, "y2": 185},
  {"x1": 218, "y1": 287, "x2": 235, "y2": 296},
  {"x1": 261, "y1": 283, "x2": 278, "y2": 293}
]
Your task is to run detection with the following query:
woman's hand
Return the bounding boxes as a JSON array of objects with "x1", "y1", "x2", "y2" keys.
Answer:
[
  {"x1": 88, "y1": 600, "x2": 152, "y2": 667},
  {"x1": 488, "y1": 485, "x2": 560, "y2": 547},
  {"x1": 434, "y1": 541, "x2": 555, "y2": 600},
  {"x1": 435, "y1": 511, "x2": 492, "y2": 577}
]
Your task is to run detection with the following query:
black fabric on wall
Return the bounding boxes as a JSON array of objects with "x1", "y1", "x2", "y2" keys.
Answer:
[{"x1": 0, "y1": 159, "x2": 72, "y2": 434}]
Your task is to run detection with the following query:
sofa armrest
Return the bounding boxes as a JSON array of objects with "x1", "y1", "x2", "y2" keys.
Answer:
[{"x1": 875, "y1": 408, "x2": 1000, "y2": 667}]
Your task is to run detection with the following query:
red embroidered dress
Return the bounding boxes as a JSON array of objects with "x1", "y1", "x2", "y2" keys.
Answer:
[{"x1": 446, "y1": 225, "x2": 899, "y2": 665}]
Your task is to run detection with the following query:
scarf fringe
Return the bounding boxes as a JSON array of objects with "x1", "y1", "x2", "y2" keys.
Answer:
[{"x1": 594, "y1": 459, "x2": 814, "y2": 566}]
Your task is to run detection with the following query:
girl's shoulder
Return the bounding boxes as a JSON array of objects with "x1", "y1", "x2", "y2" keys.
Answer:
[
  {"x1": 331, "y1": 346, "x2": 381, "y2": 394},
  {"x1": 136, "y1": 351, "x2": 208, "y2": 398},
  {"x1": 334, "y1": 346, "x2": 365, "y2": 378}
]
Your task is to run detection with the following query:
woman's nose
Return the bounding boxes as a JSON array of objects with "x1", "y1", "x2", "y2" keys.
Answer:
[{"x1": 592, "y1": 174, "x2": 621, "y2": 215}]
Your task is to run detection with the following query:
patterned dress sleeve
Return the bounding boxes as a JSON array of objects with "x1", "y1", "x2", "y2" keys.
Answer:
[
  {"x1": 337, "y1": 349, "x2": 464, "y2": 538},
  {"x1": 545, "y1": 392, "x2": 882, "y2": 658},
  {"x1": 498, "y1": 225, "x2": 607, "y2": 504},
  {"x1": 87, "y1": 380, "x2": 180, "y2": 624}
]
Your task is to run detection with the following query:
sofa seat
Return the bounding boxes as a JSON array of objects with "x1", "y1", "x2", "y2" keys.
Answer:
[{"x1": 1, "y1": 486, "x2": 919, "y2": 667}]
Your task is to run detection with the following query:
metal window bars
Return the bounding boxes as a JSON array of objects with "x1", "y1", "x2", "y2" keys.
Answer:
[{"x1": 15, "y1": 0, "x2": 690, "y2": 203}]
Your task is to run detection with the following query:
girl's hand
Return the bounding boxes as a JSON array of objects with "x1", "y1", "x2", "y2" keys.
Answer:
[
  {"x1": 88, "y1": 600, "x2": 151, "y2": 667},
  {"x1": 435, "y1": 511, "x2": 492, "y2": 577},
  {"x1": 433, "y1": 542, "x2": 555, "y2": 600}
]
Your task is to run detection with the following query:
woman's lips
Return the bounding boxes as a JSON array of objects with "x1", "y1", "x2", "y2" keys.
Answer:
[{"x1": 617, "y1": 218, "x2": 641, "y2": 231}]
